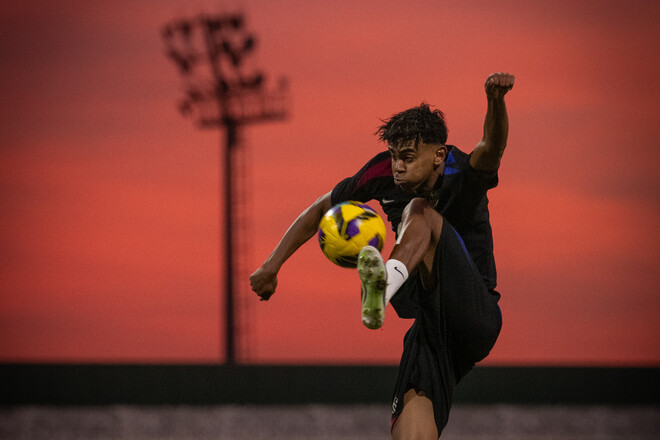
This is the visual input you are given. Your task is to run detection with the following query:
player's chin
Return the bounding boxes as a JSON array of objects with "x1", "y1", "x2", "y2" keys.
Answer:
[
  {"x1": 396, "y1": 181, "x2": 420, "y2": 196},
  {"x1": 394, "y1": 179, "x2": 411, "y2": 191}
]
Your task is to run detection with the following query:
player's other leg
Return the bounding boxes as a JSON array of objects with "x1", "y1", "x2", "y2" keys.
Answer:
[{"x1": 392, "y1": 389, "x2": 438, "y2": 440}]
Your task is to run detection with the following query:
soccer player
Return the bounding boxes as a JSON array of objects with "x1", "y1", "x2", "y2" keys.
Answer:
[{"x1": 250, "y1": 72, "x2": 515, "y2": 439}]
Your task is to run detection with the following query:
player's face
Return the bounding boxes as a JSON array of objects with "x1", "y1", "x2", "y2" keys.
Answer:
[{"x1": 389, "y1": 141, "x2": 446, "y2": 194}]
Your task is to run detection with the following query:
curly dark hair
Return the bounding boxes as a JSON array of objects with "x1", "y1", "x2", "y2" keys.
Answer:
[{"x1": 376, "y1": 103, "x2": 448, "y2": 148}]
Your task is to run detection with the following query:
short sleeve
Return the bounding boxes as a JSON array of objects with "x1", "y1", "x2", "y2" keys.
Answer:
[{"x1": 330, "y1": 151, "x2": 392, "y2": 205}]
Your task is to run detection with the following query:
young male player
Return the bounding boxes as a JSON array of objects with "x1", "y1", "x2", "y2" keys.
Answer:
[{"x1": 250, "y1": 72, "x2": 515, "y2": 438}]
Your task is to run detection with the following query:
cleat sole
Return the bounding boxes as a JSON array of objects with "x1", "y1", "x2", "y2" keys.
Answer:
[{"x1": 358, "y1": 246, "x2": 386, "y2": 330}]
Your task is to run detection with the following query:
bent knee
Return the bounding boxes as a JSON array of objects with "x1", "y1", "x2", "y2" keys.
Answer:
[
  {"x1": 405, "y1": 197, "x2": 436, "y2": 213},
  {"x1": 402, "y1": 198, "x2": 443, "y2": 225}
]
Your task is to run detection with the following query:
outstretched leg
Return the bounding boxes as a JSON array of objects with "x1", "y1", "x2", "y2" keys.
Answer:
[
  {"x1": 389, "y1": 198, "x2": 444, "y2": 289},
  {"x1": 358, "y1": 198, "x2": 442, "y2": 329}
]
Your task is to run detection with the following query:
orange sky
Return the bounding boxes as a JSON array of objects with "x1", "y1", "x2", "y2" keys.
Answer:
[{"x1": 1, "y1": 0, "x2": 659, "y2": 365}]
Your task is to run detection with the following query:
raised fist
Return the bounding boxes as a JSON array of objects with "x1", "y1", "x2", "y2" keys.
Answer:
[{"x1": 485, "y1": 72, "x2": 515, "y2": 100}]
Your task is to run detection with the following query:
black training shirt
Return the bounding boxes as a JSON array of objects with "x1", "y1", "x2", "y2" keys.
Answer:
[{"x1": 331, "y1": 145, "x2": 499, "y2": 291}]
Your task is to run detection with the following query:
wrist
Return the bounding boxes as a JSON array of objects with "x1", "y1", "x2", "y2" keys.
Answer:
[
  {"x1": 487, "y1": 95, "x2": 506, "y2": 103},
  {"x1": 261, "y1": 259, "x2": 281, "y2": 275}
]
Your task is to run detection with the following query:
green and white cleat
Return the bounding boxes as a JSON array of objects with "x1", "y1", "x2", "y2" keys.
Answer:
[{"x1": 358, "y1": 245, "x2": 387, "y2": 329}]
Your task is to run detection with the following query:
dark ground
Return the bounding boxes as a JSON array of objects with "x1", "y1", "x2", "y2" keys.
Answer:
[{"x1": 1, "y1": 404, "x2": 658, "y2": 439}]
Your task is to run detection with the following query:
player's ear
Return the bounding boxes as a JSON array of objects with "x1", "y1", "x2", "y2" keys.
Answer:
[{"x1": 434, "y1": 145, "x2": 447, "y2": 165}]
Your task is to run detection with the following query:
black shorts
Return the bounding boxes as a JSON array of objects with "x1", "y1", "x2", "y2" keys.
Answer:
[{"x1": 389, "y1": 220, "x2": 502, "y2": 435}]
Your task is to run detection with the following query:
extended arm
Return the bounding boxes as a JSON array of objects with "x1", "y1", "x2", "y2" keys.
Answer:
[
  {"x1": 470, "y1": 72, "x2": 515, "y2": 172},
  {"x1": 250, "y1": 191, "x2": 333, "y2": 301}
]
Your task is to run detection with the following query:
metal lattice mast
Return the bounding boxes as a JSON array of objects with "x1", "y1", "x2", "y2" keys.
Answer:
[{"x1": 162, "y1": 11, "x2": 289, "y2": 365}]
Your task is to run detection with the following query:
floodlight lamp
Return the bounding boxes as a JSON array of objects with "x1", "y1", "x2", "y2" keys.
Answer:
[
  {"x1": 229, "y1": 15, "x2": 243, "y2": 29},
  {"x1": 180, "y1": 22, "x2": 192, "y2": 37},
  {"x1": 243, "y1": 36, "x2": 255, "y2": 52},
  {"x1": 206, "y1": 18, "x2": 222, "y2": 33},
  {"x1": 219, "y1": 79, "x2": 231, "y2": 94},
  {"x1": 167, "y1": 49, "x2": 192, "y2": 74}
]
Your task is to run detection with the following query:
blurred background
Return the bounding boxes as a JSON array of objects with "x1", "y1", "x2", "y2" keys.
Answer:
[{"x1": 1, "y1": 0, "x2": 659, "y2": 438}]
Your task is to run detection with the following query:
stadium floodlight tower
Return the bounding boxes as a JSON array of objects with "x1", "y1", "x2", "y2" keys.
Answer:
[{"x1": 162, "y1": 11, "x2": 288, "y2": 365}]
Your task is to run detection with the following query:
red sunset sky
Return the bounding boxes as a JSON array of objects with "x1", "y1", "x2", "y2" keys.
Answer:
[{"x1": 1, "y1": 0, "x2": 659, "y2": 366}]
